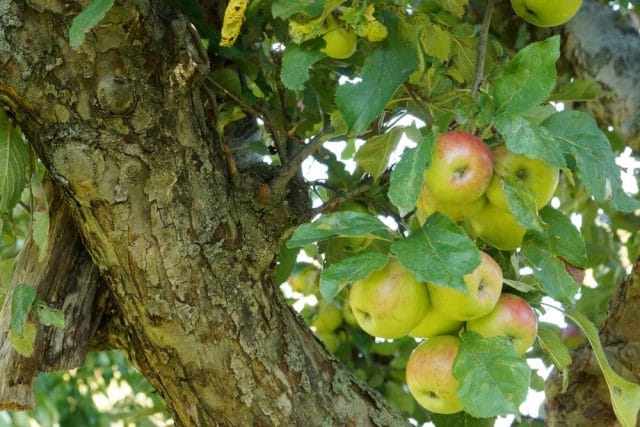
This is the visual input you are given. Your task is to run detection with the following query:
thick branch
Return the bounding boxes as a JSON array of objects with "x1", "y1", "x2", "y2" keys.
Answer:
[
  {"x1": 563, "y1": 0, "x2": 640, "y2": 151},
  {"x1": 0, "y1": 181, "x2": 112, "y2": 410},
  {"x1": 545, "y1": 258, "x2": 640, "y2": 425}
]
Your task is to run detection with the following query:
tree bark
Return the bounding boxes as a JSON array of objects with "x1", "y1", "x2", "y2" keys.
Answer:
[
  {"x1": 545, "y1": 257, "x2": 640, "y2": 426},
  {"x1": 0, "y1": 1, "x2": 407, "y2": 425}
]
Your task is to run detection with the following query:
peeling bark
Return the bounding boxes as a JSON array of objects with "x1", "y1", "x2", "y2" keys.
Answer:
[
  {"x1": 563, "y1": 0, "x2": 640, "y2": 151},
  {"x1": 0, "y1": 180, "x2": 112, "y2": 410},
  {"x1": 545, "y1": 258, "x2": 640, "y2": 426},
  {"x1": 0, "y1": 1, "x2": 407, "y2": 425}
]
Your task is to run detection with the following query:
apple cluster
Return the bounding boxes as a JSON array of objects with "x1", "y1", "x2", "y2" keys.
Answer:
[
  {"x1": 417, "y1": 131, "x2": 559, "y2": 250},
  {"x1": 348, "y1": 252, "x2": 537, "y2": 414}
]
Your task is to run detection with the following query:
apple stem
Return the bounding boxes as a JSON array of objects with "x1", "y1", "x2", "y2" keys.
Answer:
[{"x1": 471, "y1": 0, "x2": 496, "y2": 97}]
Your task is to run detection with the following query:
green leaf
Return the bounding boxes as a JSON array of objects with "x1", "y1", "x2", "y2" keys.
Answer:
[
  {"x1": 430, "y1": 412, "x2": 495, "y2": 427},
  {"x1": 502, "y1": 176, "x2": 544, "y2": 232},
  {"x1": 69, "y1": 0, "x2": 115, "y2": 48},
  {"x1": 520, "y1": 231, "x2": 579, "y2": 304},
  {"x1": 272, "y1": 0, "x2": 324, "y2": 20},
  {"x1": 548, "y1": 78, "x2": 609, "y2": 102},
  {"x1": 0, "y1": 112, "x2": 29, "y2": 213},
  {"x1": 434, "y1": 0, "x2": 469, "y2": 16},
  {"x1": 35, "y1": 301, "x2": 66, "y2": 328},
  {"x1": 543, "y1": 110, "x2": 640, "y2": 213},
  {"x1": 490, "y1": 36, "x2": 560, "y2": 115},
  {"x1": 422, "y1": 24, "x2": 452, "y2": 62},
  {"x1": 454, "y1": 332, "x2": 530, "y2": 418},
  {"x1": 336, "y1": 12, "x2": 419, "y2": 133},
  {"x1": 10, "y1": 284, "x2": 37, "y2": 335},
  {"x1": 566, "y1": 310, "x2": 640, "y2": 427},
  {"x1": 537, "y1": 323, "x2": 572, "y2": 370},
  {"x1": 32, "y1": 210, "x2": 50, "y2": 263},
  {"x1": 495, "y1": 112, "x2": 566, "y2": 168},
  {"x1": 390, "y1": 213, "x2": 480, "y2": 293},
  {"x1": 10, "y1": 321, "x2": 37, "y2": 357},
  {"x1": 320, "y1": 252, "x2": 388, "y2": 300},
  {"x1": 388, "y1": 131, "x2": 434, "y2": 216},
  {"x1": 273, "y1": 243, "x2": 299, "y2": 284},
  {"x1": 287, "y1": 212, "x2": 395, "y2": 248},
  {"x1": 281, "y1": 43, "x2": 325, "y2": 91},
  {"x1": 355, "y1": 127, "x2": 404, "y2": 180},
  {"x1": 539, "y1": 207, "x2": 587, "y2": 268}
]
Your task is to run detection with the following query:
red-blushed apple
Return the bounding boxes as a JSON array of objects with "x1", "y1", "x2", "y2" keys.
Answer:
[
  {"x1": 486, "y1": 145, "x2": 559, "y2": 210},
  {"x1": 410, "y1": 292, "x2": 464, "y2": 339},
  {"x1": 406, "y1": 335, "x2": 463, "y2": 414},
  {"x1": 466, "y1": 201, "x2": 527, "y2": 251},
  {"x1": 466, "y1": 293, "x2": 538, "y2": 356},
  {"x1": 349, "y1": 258, "x2": 429, "y2": 339},
  {"x1": 416, "y1": 180, "x2": 486, "y2": 224},
  {"x1": 428, "y1": 251, "x2": 503, "y2": 321},
  {"x1": 424, "y1": 131, "x2": 493, "y2": 204},
  {"x1": 511, "y1": 0, "x2": 582, "y2": 27}
]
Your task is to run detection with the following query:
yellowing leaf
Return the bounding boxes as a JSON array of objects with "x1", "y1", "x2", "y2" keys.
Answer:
[
  {"x1": 11, "y1": 322, "x2": 37, "y2": 357},
  {"x1": 422, "y1": 24, "x2": 451, "y2": 62},
  {"x1": 220, "y1": 0, "x2": 249, "y2": 47}
]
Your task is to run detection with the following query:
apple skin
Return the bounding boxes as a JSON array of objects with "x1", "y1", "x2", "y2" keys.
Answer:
[
  {"x1": 406, "y1": 335, "x2": 463, "y2": 414},
  {"x1": 424, "y1": 131, "x2": 493, "y2": 204},
  {"x1": 349, "y1": 258, "x2": 429, "y2": 339},
  {"x1": 467, "y1": 202, "x2": 527, "y2": 251},
  {"x1": 486, "y1": 145, "x2": 559, "y2": 210},
  {"x1": 312, "y1": 303, "x2": 343, "y2": 333},
  {"x1": 321, "y1": 16, "x2": 357, "y2": 59},
  {"x1": 416, "y1": 181, "x2": 486, "y2": 224},
  {"x1": 466, "y1": 293, "x2": 538, "y2": 356},
  {"x1": 428, "y1": 252, "x2": 503, "y2": 321},
  {"x1": 511, "y1": 0, "x2": 582, "y2": 27},
  {"x1": 410, "y1": 291, "x2": 464, "y2": 338}
]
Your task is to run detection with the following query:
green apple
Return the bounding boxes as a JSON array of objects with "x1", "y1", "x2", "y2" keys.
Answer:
[
  {"x1": 486, "y1": 145, "x2": 559, "y2": 210},
  {"x1": 337, "y1": 200, "x2": 373, "y2": 252},
  {"x1": 406, "y1": 335, "x2": 463, "y2": 414},
  {"x1": 466, "y1": 293, "x2": 538, "y2": 356},
  {"x1": 312, "y1": 303, "x2": 343, "y2": 333},
  {"x1": 467, "y1": 202, "x2": 527, "y2": 251},
  {"x1": 316, "y1": 331, "x2": 340, "y2": 353},
  {"x1": 511, "y1": 0, "x2": 582, "y2": 27},
  {"x1": 341, "y1": 298, "x2": 359, "y2": 326},
  {"x1": 321, "y1": 16, "x2": 357, "y2": 59},
  {"x1": 416, "y1": 180, "x2": 486, "y2": 224},
  {"x1": 349, "y1": 258, "x2": 429, "y2": 339},
  {"x1": 424, "y1": 131, "x2": 493, "y2": 204},
  {"x1": 410, "y1": 292, "x2": 464, "y2": 339},
  {"x1": 287, "y1": 264, "x2": 319, "y2": 294},
  {"x1": 429, "y1": 251, "x2": 503, "y2": 321}
]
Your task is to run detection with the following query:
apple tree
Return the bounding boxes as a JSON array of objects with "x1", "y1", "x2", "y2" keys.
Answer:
[{"x1": 0, "y1": 0, "x2": 639, "y2": 425}]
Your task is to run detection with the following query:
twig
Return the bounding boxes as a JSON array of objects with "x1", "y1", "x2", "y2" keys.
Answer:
[
  {"x1": 270, "y1": 127, "x2": 334, "y2": 196},
  {"x1": 204, "y1": 76, "x2": 301, "y2": 144},
  {"x1": 471, "y1": 0, "x2": 496, "y2": 97}
]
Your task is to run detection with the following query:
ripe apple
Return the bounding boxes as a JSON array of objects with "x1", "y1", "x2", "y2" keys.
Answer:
[
  {"x1": 416, "y1": 181, "x2": 486, "y2": 224},
  {"x1": 410, "y1": 292, "x2": 464, "y2": 339},
  {"x1": 467, "y1": 202, "x2": 527, "y2": 251},
  {"x1": 321, "y1": 16, "x2": 357, "y2": 59},
  {"x1": 312, "y1": 303, "x2": 343, "y2": 333},
  {"x1": 424, "y1": 131, "x2": 493, "y2": 204},
  {"x1": 406, "y1": 335, "x2": 463, "y2": 414},
  {"x1": 466, "y1": 293, "x2": 538, "y2": 356},
  {"x1": 428, "y1": 251, "x2": 503, "y2": 321},
  {"x1": 486, "y1": 145, "x2": 559, "y2": 210},
  {"x1": 511, "y1": 0, "x2": 582, "y2": 27},
  {"x1": 349, "y1": 258, "x2": 429, "y2": 339}
]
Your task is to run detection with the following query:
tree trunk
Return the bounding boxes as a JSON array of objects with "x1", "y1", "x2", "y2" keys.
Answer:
[
  {"x1": 545, "y1": 257, "x2": 640, "y2": 426},
  {"x1": 0, "y1": 1, "x2": 406, "y2": 425}
]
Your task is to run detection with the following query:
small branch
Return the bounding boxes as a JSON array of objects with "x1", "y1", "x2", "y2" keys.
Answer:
[
  {"x1": 471, "y1": 0, "x2": 495, "y2": 97},
  {"x1": 270, "y1": 127, "x2": 334, "y2": 196}
]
